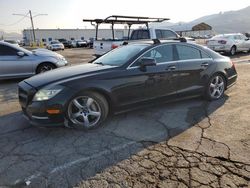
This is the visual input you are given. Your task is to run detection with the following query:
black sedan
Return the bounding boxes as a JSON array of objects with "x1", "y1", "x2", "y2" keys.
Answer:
[{"x1": 18, "y1": 40, "x2": 237, "y2": 129}]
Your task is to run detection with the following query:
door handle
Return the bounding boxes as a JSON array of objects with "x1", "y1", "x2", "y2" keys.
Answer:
[
  {"x1": 201, "y1": 63, "x2": 209, "y2": 68},
  {"x1": 166, "y1": 65, "x2": 176, "y2": 71}
]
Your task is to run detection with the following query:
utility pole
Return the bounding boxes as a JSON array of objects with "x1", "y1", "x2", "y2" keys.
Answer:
[
  {"x1": 29, "y1": 10, "x2": 36, "y2": 42},
  {"x1": 13, "y1": 11, "x2": 47, "y2": 43}
]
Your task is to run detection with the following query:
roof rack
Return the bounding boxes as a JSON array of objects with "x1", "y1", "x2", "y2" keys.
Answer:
[
  {"x1": 152, "y1": 39, "x2": 161, "y2": 44},
  {"x1": 83, "y1": 15, "x2": 169, "y2": 25},
  {"x1": 174, "y1": 37, "x2": 187, "y2": 42},
  {"x1": 83, "y1": 15, "x2": 170, "y2": 40}
]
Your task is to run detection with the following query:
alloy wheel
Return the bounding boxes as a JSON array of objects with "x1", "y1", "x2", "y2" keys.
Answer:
[
  {"x1": 40, "y1": 65, "x2": 54, "y2": 73},
  {"x1": 68, "y1": 96, "x2": 101, "y2": 128},
  {"x1": 209, "y1": 76, "x2": 225, "y2": 99}
]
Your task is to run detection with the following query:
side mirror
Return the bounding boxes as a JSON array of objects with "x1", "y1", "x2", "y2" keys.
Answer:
[
  {"x1": 17, "y1": 51, "x2": 25, "y2": 57},
  {"x1": 139, "y1": 57, "x2": 156, "y2": 71}
]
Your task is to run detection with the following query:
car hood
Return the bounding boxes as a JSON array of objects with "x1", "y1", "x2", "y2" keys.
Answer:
[
  {"x1": 32, "y1": 49, "x2": 64, "y2": 58},
  {"x1": 24, "y1": 63, "x2": 117, "y2": 89}
]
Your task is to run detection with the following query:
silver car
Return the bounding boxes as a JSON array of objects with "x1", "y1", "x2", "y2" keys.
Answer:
[
  {"x1": 207, "y1": 33, "x2": 250, "y2": 55},
  {"x1": 0, "y1": 41, "x2": 68, "y2": 80}
]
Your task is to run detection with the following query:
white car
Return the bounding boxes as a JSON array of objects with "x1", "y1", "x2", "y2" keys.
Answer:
[
  {"x1": 47, "y1": 40, "x2": 64, "y2": 51},
  {"x1": 71, "y1": 40, "x2": 87, "y2": 48},
  {"x1": 206, "y1": 33, "x2": 250, "y2": 55}
]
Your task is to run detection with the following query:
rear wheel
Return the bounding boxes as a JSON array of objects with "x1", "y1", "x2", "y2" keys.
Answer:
[
  {"x1": 229, "y1": 46, "x2": 236, "y2": 56},
  {"x1": 36, "y1": 63, "x2": 56, "y2": 74},
  {"x1": 205, "y1": 74, "x2": 226, "y2": 100},
  {"x1": 67, "y1": 92, "x2": 109, "y2": 130}
]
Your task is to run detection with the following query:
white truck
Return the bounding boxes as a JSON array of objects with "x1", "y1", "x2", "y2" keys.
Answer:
[{"x1": 83, "y1": 15, "x2": 181, "y2": 57}]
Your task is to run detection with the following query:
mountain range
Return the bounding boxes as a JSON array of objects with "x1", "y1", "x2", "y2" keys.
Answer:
[
  {"x1": 151, "y1": 6, "x2": 250, "y2": 34},
  {"x1": 189, "y1": 6, "x2": 250, "y2": 33}
]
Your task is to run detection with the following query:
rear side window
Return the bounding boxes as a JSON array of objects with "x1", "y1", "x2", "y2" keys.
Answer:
[
  {"x1": 0, "y1": 44, "x2": 18, "y2": 56},
  {"x1": 176, "y1": 44, "x2": 201, "y2": 60},
  {"x1": 155, "y1": 29, "x2": 177, "y2": 39},
  {"x1": 201, "y1": 51, "x2": 211, "y2": 59}
]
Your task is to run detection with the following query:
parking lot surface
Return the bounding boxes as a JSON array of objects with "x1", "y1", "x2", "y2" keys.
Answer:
[{"x1": 0, "y1": 48, "x2": 249, "y2": 188}]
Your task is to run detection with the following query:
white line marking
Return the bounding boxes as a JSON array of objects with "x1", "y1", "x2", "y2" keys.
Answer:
[
  {"x1": 23, "y1": 140, "x2": 137, "y2": 183},
  {"x1": 233, "y1": 59, "x2": 250, "y2": 63}
]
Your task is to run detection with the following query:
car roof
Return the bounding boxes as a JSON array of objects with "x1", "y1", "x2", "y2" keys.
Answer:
[
  {"x1": 125, "y1": 39, "x2": 221, "y2": 59},
  {"x1": 0, "y1": 41, "x2": 18, "y2": 47},
  {"x1": 125, "y1": 38, "x2": 190, "y2": 46}
]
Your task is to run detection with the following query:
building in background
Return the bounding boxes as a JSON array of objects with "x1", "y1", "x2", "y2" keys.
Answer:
[{"x1": 23, "y1": 28, "x2": 128, "y2": 45}]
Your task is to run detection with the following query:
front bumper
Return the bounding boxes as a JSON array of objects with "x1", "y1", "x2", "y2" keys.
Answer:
[
  {"x1": 18, "y1": 81, "x2": 73, "y2": 127},
  {"x1": 56, "y1": 59, "x2": 68, "y2": 67}
]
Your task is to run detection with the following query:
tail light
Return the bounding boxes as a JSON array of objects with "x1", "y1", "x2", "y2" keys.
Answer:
[
  {"x1": 111, "y1": 44, "x2": 119, "y2": 49},
  {"x1": 218, "y1": 40, "x2": 227, "y2": 44}
]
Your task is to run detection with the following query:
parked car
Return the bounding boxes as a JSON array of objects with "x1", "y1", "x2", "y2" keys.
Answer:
[
  {"x1": 57, "y1": 38, "x2": 71, "y2": 48},
  {"x1": 206, "y1": 33, "x2": 250, "y2": 55},
  {"x1": 71, "y1": 40, "x2": 88, "y2": 48},
  {"x1": 0, "y1": 41, "x2": 68, "y2": 79},
  {"x1": 87, "y1": 38, "x2": 94, "y2": 48},
  {"x1": 47, "y1": 40, "x2": 64, "y2": 51},
  {"x1": 18, "y1": 39, "x2": 237, "y2": 130}
]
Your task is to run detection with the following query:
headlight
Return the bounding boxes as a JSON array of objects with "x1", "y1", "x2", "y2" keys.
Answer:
[{"x1": 33, "y1": 85, "x2": 64, "y2": 101}]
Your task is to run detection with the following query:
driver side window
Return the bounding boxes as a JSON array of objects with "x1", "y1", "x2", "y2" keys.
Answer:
[
  {"x1": 0, "y1": 44, "x2": 18, "y2": 56},
  {"x1": 132, "y1": 44, "x2": 174, "y2": 67}
]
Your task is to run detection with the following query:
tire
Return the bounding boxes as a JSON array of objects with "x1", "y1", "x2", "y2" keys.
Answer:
[
  {"x1": 204, "y1": 74, "x2": 226, "y2": 101},
  {"x1": 36, "y1": 63, "x2": 56, "y2": 74},
  {"x1": 229, "y1": 46, "x2": 236, "y2": 56},
  {"x1": 66, "y1": 91, "x2": 109, "y2": 130}
]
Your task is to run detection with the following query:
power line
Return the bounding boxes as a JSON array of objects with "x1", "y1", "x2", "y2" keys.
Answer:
[
  {"x1": 0, "y1": 12, "x2": 29, "y2": 26},
  {"x1": 12, "y1": 10, "x2": 47, "y2": 42}
]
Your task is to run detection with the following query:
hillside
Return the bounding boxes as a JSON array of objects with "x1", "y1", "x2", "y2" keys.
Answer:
[{"x1": 190, "y1": 6, "x2": 250, "y2": 33}]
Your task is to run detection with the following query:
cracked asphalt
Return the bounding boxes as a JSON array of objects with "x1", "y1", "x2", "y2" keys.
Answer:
[{"x1": 0, "y1": 49, "x2": 249, "y2": 188}]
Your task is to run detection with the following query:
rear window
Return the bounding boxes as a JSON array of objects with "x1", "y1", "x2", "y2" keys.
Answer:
[
  {"x1": 130, "y1": 30, "x2": 150, "y2": 40},
  {"x1": 212, "y1": 35, "x2": 233, "y2": 40},
  {"x1": 155, "y1": 29, "x2": 177, "y2": 39}
]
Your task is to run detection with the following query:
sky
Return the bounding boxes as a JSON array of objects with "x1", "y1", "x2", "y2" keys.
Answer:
[{"x1": 0, "y1": 0, "x2": 249, "y2": 33}]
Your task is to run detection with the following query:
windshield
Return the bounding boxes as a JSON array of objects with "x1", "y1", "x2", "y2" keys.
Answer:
[
  {"x1": 51, "y1": 41, "x2": 60, "y2": 44},
  {"x1": 93, "y1": 44, "x2": 149, "y2": 66}
]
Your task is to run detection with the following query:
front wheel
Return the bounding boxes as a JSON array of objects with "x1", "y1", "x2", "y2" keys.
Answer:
[
  {"x1": 205, "y1": 74, "x2": 226, "y2": 101},
  {"x1": 67, "y1": 92, "x2": 109, "y2": 130},
  {"x1": 229, "y1": 46, "x2": 236, "y2": 56},
  {"x1": 36, "y1": 63, "x2": 56, "y2": 74}
]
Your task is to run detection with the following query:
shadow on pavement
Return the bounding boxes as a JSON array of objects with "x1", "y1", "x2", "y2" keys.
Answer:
[{"x1": 0, "y1": 96, "x2": 228, "y2": 188}]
